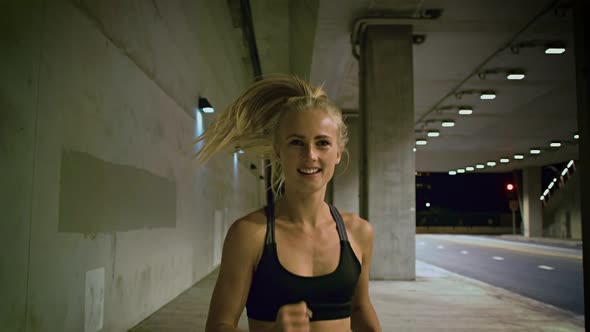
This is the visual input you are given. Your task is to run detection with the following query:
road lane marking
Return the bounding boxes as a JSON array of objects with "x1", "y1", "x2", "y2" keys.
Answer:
[
  {"x1": 492, "y1": 256, "x2": 504, "y2": 261},
  {"x1": 437, "y1": 245, "x2": 445, "y2": 249},
  {"x1": 538, "y1": 265, "x2": 555, "y2": 270},
  {"x1": 460, "y1": 250, "x2": 469, "y2": 254},
  {"x1": 420, "y1": 235, "x2": 582, "y2": 260}
]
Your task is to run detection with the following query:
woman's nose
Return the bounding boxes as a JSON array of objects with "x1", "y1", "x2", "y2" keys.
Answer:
[{"x1": 304, "y1": 144, "x2": 318, "y2": 160}]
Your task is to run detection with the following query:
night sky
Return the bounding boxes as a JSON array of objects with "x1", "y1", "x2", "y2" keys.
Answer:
[{"x1": 416, "y1": 172, "x2": 518, "y2": 213}]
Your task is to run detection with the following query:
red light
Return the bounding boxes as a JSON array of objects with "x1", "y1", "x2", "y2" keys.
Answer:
[{"x1": 506, "y1": 183, "x2": 515, "y2": 191}]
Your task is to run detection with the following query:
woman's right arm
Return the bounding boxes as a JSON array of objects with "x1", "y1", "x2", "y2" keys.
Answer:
[{"x1": 205, "y1": 218, "x2": 261, "y2": 332}]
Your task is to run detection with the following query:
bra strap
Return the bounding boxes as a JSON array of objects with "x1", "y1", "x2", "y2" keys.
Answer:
[
  {"x1": 329, "y1": 204, "x2": 349, "y2": 242},
  {"x1": 265, "y1": 204, "x2": 275, "y2": 245}
]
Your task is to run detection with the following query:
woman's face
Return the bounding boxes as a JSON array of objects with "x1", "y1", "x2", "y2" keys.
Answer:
[{"x1": 275, "y1": 108, "x2": 342, "y2": 194}]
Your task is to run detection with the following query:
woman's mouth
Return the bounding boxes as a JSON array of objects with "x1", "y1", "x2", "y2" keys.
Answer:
[{"x1": 297, "y1": 168, "x2": 321, "y2": 175}]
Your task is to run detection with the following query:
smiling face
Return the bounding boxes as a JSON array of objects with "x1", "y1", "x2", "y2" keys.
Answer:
[{"x1": 274, "y1": 108, "x2": 343, "y2": 195}]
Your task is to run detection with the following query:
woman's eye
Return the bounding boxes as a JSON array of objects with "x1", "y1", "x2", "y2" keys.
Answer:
[
  {"x1": 290, "y1": 140, "x2": 304, "y2": 146},
  {"x1": 318, "y1": 140, "x2": 331, "y2": 146}
]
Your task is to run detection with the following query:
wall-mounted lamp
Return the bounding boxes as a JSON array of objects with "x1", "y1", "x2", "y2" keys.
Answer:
[
  {"x1": 509, "y1": 40, "x2": 566, "y2": 55},
  {"x1": 479, "y1": 91, "x2": 496, "y2": 100},
  {"x1": 478, "y1": 68, "x2": 525, "y2": 80},
  {"x1": 198, "y1": 97, "x2": 215, "y2": 113},
  {"x1": 416, "y1": 138, "x2": 428, "y2": 146},
  {"x1": 455, "y1": 89, "x2": 496, "y2": 100},
  {"x1": 506, "y1": 71, "x2": 526, "y2": 80},
  {"x1": 435, "y1": 105, "x2": 474, "y2": 115},
  {"x1": 458, "y1": 106, "x2": 473, "y2": 115},
  {"x1": 441, "y1": 120, "x2": 455, "y2": 127},
  {"x1": 427, "y1": 130, "x2": 440, "y2": 137}
]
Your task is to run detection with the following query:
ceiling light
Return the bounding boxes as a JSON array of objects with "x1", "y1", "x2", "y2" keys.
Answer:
[
  {"x1": 427, "y1": 130, "x2": 440, "y2": 137},
  {"x1": 416, "y1": 139, "x2": 428, "y2": 145},
  {"x1": 530, "y1": 148, "x2": 541, "y2": 154},
  {"x1": 476, "y1": 164, "x2": 485, "y2": 169},
  {"x1": 506, "y1": 72, "x2": 525, "y2": 80},
  {"x1": 561, "y1": 168, "x2": 568, "y2": 176},
  {"x1": 514, "y1": 154, "x2": 524, "y2": 160},
  {"x1": 466, "y1": 166, "x2": 475, "y2": 171},
  {"x1": 500, "y1": 158, "x2": 510, "y2": 163},
  {"x1": 457, "y1": 169, "x2": 465, "y2": 173},
  {"x1": 487, "y1": 161, "x2": 497, "y2": 167},
  {"x1": 548, "y1": 182, "x2": 555, "y2": 189},
  {"x1": 449, "y1": 171, "x2": 457, "y2": 175},
  {"x1": 543, "y1": 189, "x2": 550, "y2": 196},
  {"x1": 550, "y1": 141, "x2": 561, "y2": 148},
  {"x1": 540, "y1": 196, "x2": 545, "y2": 201},
  {"x1": 480, "y1": 92, "x2": 496, "y2": 100},
  {"x1": 441, "y1": 120, "x2": 455, "y2": 127},
  {"x1": 413, "y1": 147, "x2": 417, "y2": 152},
  {"x1": 567, "y1": 160, "x2": 574, "y2": 168},
  {"x1": 545, "y1": 46, "x2": 566, "y2": 54},
  {"x1": 198, "y1": 97, "x2": 215, "y2": 113},
  {"x1": 458, "y1": 107, "x2": 473, "y2": 115},
  {"x1": 574, "y1": 133, "x2": 579, "y2": 139}
]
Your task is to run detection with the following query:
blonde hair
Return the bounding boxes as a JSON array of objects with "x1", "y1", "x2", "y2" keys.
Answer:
[{"x1": 193, "y1": 76, "x2": 348, "y2": 197}]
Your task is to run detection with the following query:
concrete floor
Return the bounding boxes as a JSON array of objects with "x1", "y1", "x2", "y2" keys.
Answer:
[{"x1": 130, "y1": 260, "x2": 584, "y2": 332}]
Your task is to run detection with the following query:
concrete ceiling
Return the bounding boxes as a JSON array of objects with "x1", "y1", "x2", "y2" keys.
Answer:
[{"x1": 252, "y1": 0, "x2": 579, "y2": 173}]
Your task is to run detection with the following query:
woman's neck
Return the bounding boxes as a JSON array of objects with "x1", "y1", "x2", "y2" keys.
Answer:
[{"x1": 276, "y1": 187, "x2": 329, "y2": 228}]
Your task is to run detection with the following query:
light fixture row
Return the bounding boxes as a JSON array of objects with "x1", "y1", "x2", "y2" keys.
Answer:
[
  {"x1": 540, "y1": 160, "x2": 575, "y2": 202},
  {"x1": 445, "y1": 133, "x2": 579, "y2": 175}
]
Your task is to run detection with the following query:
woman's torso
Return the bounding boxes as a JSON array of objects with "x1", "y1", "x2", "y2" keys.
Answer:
[{"x1": 246, "y1": 204, "x2": 363, "y2": 332}]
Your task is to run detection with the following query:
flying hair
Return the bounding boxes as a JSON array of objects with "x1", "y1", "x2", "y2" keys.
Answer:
[{"x1": 192, "y1": 76, "x2": 348, "y2": 197}]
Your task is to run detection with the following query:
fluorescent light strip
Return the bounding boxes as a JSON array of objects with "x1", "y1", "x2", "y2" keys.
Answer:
[
  {"x1": 530, "y1": 149, "x2": 541, "y2": 154},
  {"x1": 466, "y1": 166, "x2": 475, "y2": 171},
  {"x1": 500, "y1": 158, "x2": 510, "y2": 163},
  {"x1": 545, "y1": 47, "x2": 565, "y2": 54},
  {"x1": 507, "y1": 74, "x2": 525, "y2": 80},
  {"x1": 514, "y1": 154, "x2": 524, "y2": 160},
  {"x1": 476, "y1": 164, "x2": 485, "y2": 169},
  {"x1": 567, "y1": 160, "x2": 574, "y2": 168},
  {"x1": 442, "y1": 121, "x2": 455, "y2": 127},
  {"x1": 449, "y1": 171, "x2": 457, "y2": 175}
]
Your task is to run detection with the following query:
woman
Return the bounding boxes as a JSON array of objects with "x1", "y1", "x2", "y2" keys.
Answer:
[{"x1": 196, "y1": 76, "x2": 381, "y2": 332}]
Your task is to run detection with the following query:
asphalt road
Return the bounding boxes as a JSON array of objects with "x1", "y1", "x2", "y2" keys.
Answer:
[{"x1": 416, "y1": 234, "x2": 585, "y2": 315}]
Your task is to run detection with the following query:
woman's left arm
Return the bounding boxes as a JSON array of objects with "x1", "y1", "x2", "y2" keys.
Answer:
[{"x1": 351, "y1": 217, "x2": 381, "y2": 332}]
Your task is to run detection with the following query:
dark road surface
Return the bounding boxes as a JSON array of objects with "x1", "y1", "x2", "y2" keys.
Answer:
[{"x1": 416, "y1": 234, "x2": 584, "y2": 315}]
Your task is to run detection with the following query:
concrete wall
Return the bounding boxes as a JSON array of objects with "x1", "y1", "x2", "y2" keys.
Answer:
[
  {"x1": 544, "y1": 170, "x2": 582, "y2": 240},
  {"x1": 1, "y1": 1, "x2": 259, "y2": 331},
  {"x1": 333, "y1": 117, "x2": 360, "y2": 215}
]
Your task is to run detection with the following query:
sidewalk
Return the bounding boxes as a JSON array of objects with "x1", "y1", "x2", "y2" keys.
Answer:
[
  {"x1": 497, "y1": 235, "x2": 583, "y2": 249},
  {"x1": 130, "y1": 261, "x2": 584, "y2": 332}
]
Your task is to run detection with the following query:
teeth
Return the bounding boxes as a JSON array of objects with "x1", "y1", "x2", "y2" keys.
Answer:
[{"x1": 299, "y1": 168, "x2": 320, "y2": 174}]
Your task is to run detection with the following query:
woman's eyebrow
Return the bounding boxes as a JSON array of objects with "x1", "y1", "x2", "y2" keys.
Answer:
[{"x1": 286, "y1": 134, "x2": 332, "y2": 139}]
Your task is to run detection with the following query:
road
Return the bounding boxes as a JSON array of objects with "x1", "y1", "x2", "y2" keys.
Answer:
[{"x1": 416, "y1": 234, "x2": 585, "y2": 315}]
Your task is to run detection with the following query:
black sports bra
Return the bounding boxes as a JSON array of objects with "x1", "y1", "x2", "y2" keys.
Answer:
[{"x1": 245, "y1": 204, "x2": 362, "y2": 321}]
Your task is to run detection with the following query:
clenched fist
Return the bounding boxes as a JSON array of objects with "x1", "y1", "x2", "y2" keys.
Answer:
[{"x1": 272, "y1": 301, "x2": 313, "y2": 332}]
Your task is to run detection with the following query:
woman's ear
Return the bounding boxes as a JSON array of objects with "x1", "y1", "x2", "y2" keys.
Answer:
[{"x1": 335, "y1": 144, "x2": 343, "y2": 165}]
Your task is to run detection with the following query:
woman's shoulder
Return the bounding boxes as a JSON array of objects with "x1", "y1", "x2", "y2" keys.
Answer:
[
  {"x1": 228, "y1": 208, "x2": 268, "y2": 238},
  {"x1": 339, "y1": 210, "x2": 374, "y2": 244}
]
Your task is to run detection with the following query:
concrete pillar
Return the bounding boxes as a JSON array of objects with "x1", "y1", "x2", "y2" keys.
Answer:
[
  {"x1": 573, "y1": 0, "x2": 589, "y2": 327},
  {"x1": 359, "y1": 25, "x2": 415, "y2": 280},
  {"x1": 333, "y1": 116, "x2": 360, "y2": 215},
  {"x1": 523, "y1": 167, "x2": 543, "y2": 237}
]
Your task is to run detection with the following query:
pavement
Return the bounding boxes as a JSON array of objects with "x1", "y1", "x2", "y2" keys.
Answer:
[{"x1": 130, "y1": 259, "x2": 585, "y2": 332}]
